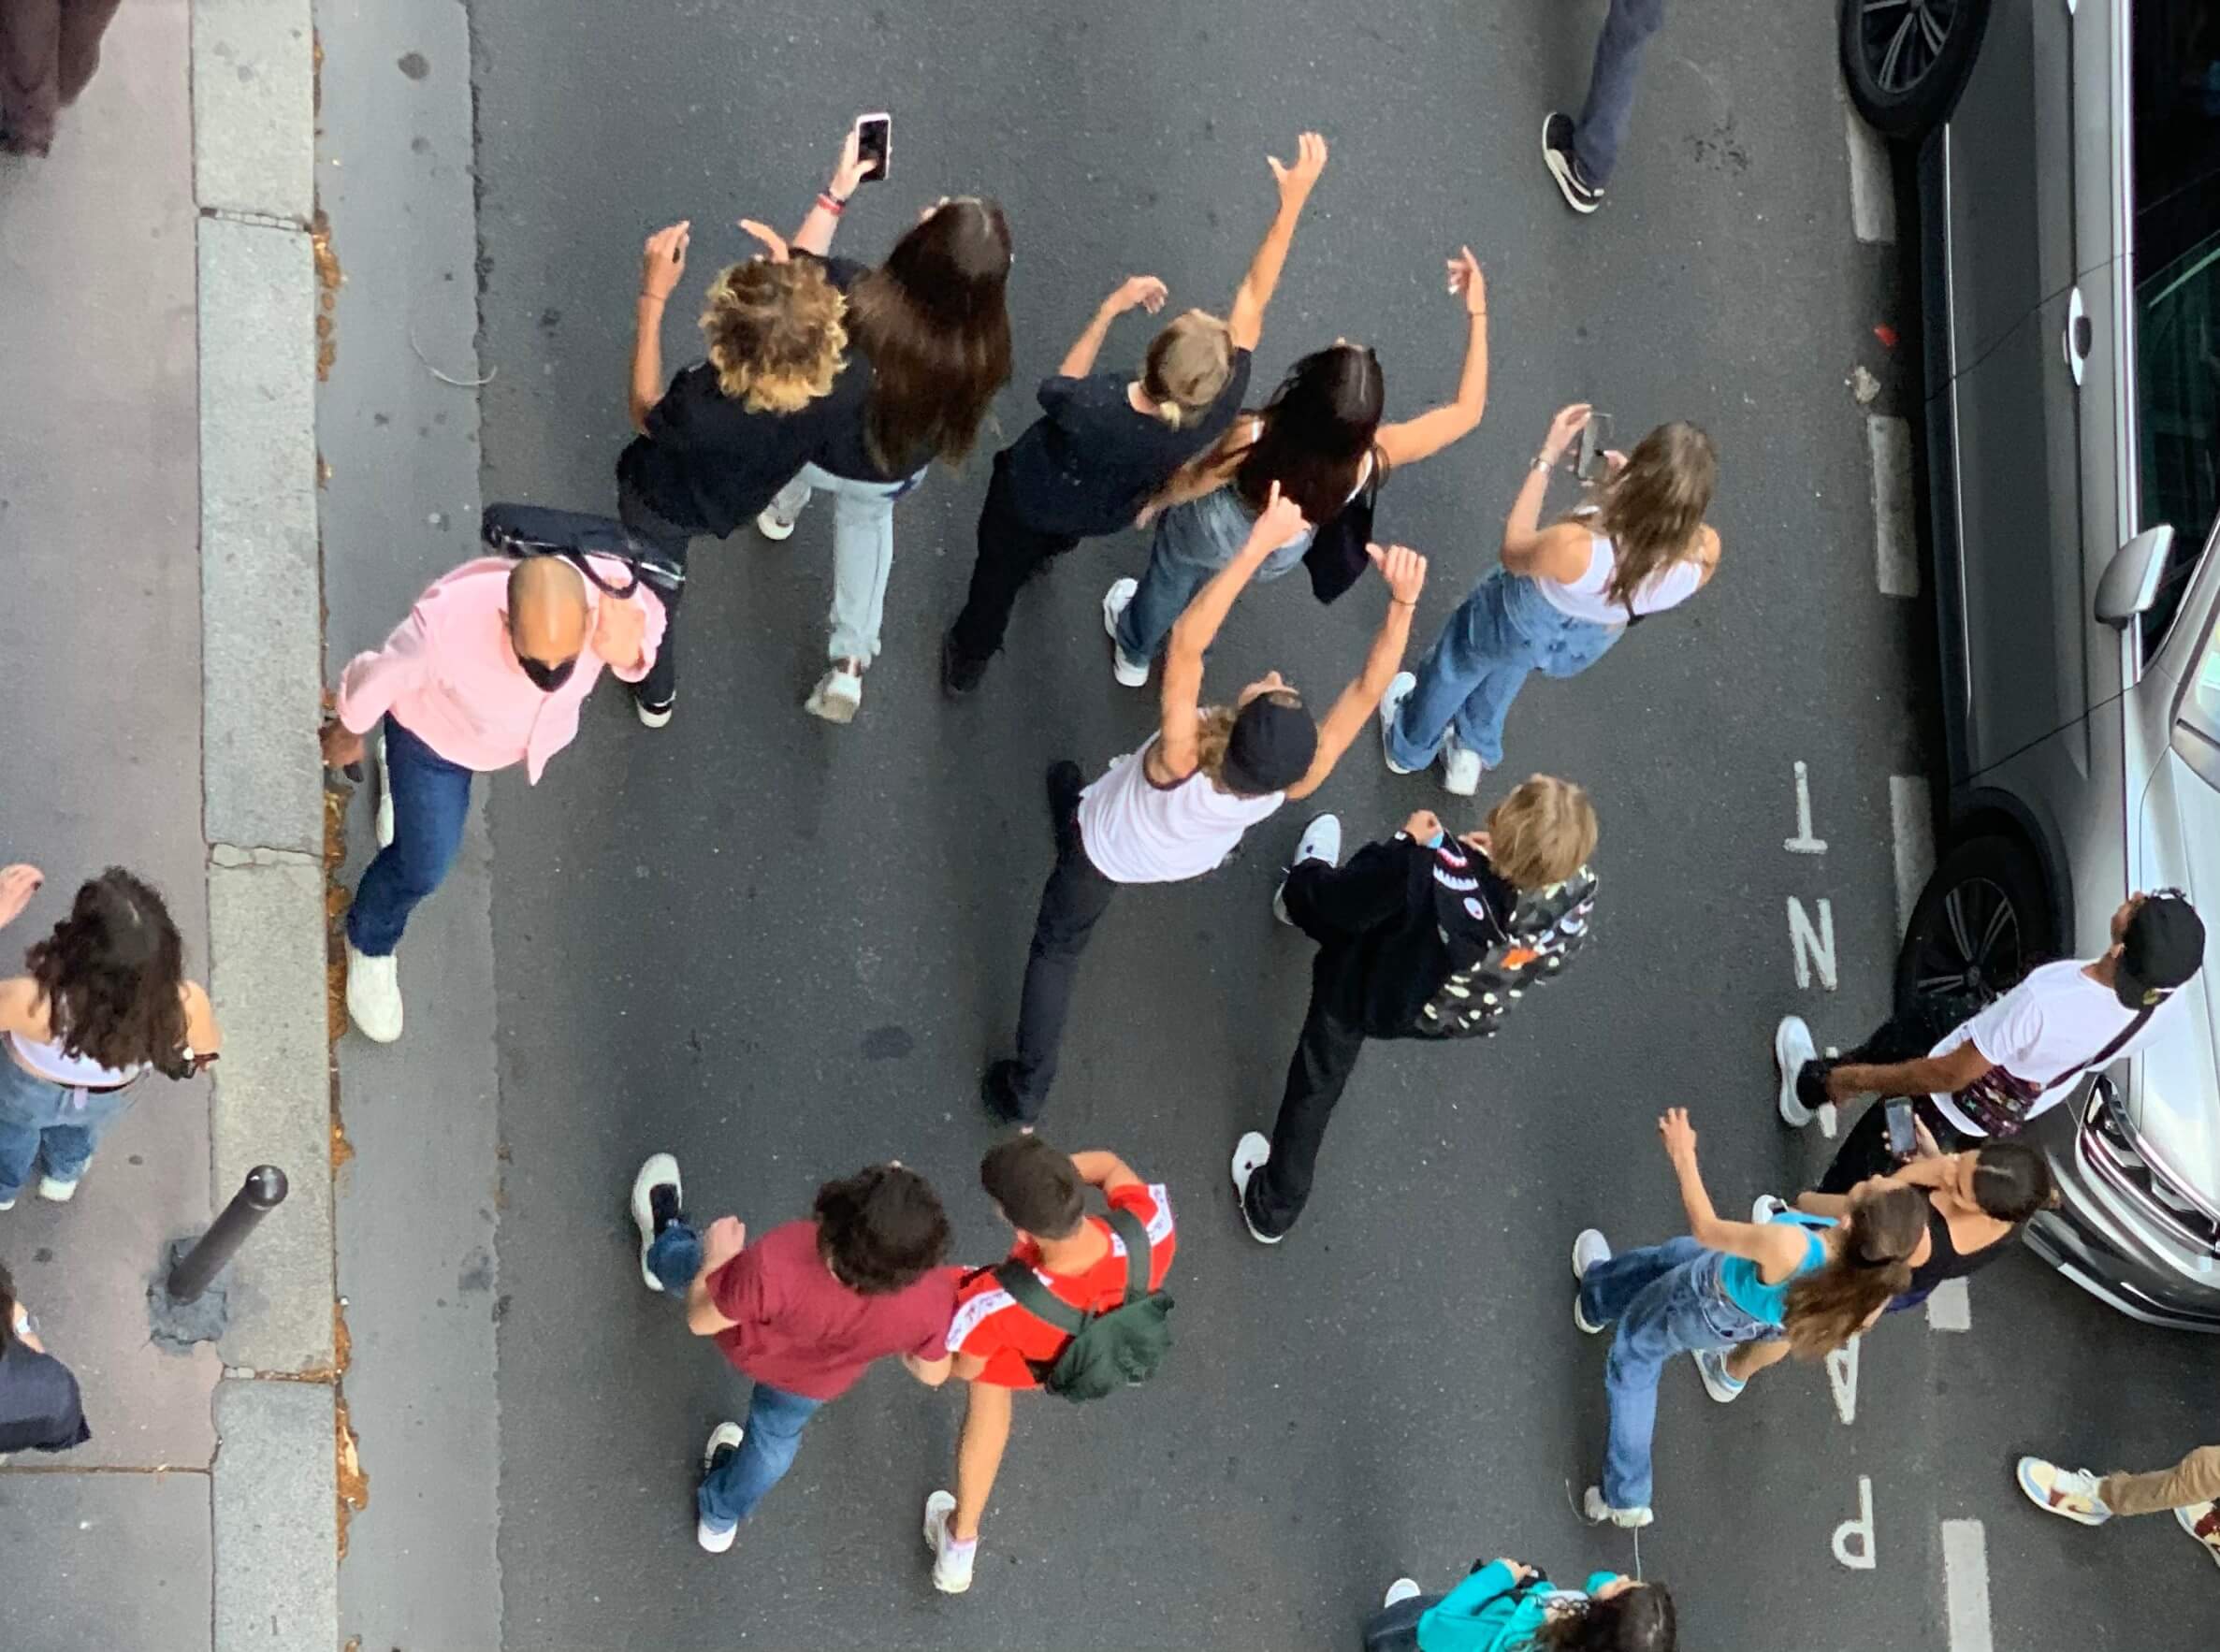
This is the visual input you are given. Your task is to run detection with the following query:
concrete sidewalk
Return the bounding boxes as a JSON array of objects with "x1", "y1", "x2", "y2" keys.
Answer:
[{"x1": 0, "y1": 1, "x2": 334, "y2": 1647}]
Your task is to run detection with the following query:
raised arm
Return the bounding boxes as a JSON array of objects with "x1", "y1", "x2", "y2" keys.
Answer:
[
  {"x1": 629, "y1": 222, "x2": 690, "y2": 433},
  {"x1": 1500, "y1": 402, "x2": 1604, "y2": 576},
  {"x1": 1659, "y1": 1108, "x2": 1809, "y2": 1273},
  {"x1": 1154, "y1": 486, "x2": 1310, "y2": 780},
  {"x1": 1284, "y1": 543, "x2": 1428, "y2": 802},
  {"x1": 1059, "y1": 276, "x2": 1168, "y2": 379},
  {"x1": 1374, "y1": 249, "x2": 1488, "y2": 468},
  {"x1": 1226, "y1": 132, "x2": 1328, "y2": 351},
  {"x1": 790, "y1": 127, "x2": 873, "y2": 257}
]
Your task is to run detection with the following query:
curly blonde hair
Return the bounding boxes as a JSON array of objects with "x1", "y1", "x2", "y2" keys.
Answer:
[{"x1": 700, "y1": 258, "x2": 849, "y2": 413}]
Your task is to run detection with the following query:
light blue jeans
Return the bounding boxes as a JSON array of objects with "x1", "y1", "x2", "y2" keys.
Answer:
[
  {"x1": 1114, "y1": 487, "x2": 1313, "y2": 663},
  {"x1": 1387, "y1": 571, "x2": 1621, "y2": 770},
  {"x1": 1578, "y1": 1238, "x2": 1776, "y2": 1511},
  {"x1": 0, "y1": 1057, "x2": 138, "y2": 1202},
  {"x1": 767, "y1": 462, "x2": 927, "y2": 664}
]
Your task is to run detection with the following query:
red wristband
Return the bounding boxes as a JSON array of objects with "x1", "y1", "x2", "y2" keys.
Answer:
[{"x1": 818, "y1": 191, "x2": 846, "y2": 217}]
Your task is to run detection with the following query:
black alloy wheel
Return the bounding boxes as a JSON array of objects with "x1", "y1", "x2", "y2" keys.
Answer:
[
  {"x1": 1839, "y1": 0, "x2": 1991, "y2": 141},
  {"x1": 1894, "y1": 833, "x2": 2052, "y2": 1019}
]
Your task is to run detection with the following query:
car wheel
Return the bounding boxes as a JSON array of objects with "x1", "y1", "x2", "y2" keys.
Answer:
[
  {"x1": 1894, "y1": 833, "x2": 2053, "y2": 1019},
  {"x1": 1838, "y1": 0, "x2": 1992, "y2": 142}
]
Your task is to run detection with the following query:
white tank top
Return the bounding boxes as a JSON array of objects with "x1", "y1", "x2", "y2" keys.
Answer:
[
  {"x1": 1077, "y1": 736, "x2": 1286, "y2": 885},
  {"x1": 7, "y1": 1030, "x2": 147, "y2": 1088},
  {"x1": 1537, "y1": 533, "x2": 1705, "y2": 624}
]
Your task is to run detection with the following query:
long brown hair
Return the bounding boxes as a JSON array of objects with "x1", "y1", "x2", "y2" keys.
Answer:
[
  {"x1": 1781, "y1": 1184, "x2": 1926, "y2": 1359},
  {"x1": 844, "y1": 197, "x2": 1013, "y2": 472},
  {"x1": 23, "y1": 868, "x2": 192, "y2": 1079},
  {"x1": 1586, "y1": 421, "x2": 1716, "y2": 609},
  {"x1": 1230, "y1": 343, "x2": 1386, "y2": 522},
  {"x1": 1531, "y1": 1582, "x2": 1676, "y2": 1651}
]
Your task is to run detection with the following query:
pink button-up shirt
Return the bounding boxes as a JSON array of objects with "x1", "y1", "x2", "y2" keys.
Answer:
[{"x1": 335, "y1": 556, "x2": 666, "y2": 783}]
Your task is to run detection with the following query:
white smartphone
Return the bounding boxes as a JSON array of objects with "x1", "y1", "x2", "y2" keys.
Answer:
[{"x1": 853, "y1": 112, "x2": 891, "y2": 183}]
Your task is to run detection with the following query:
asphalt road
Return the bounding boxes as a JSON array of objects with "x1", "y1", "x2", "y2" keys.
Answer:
[{"x1": 327, "y1": 2, "x2": 2217, "y2": 1647}]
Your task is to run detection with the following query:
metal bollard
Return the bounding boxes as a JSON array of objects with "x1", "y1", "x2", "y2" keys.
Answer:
[{"x1": 167, "y1": 1166, "x2": 288, "y2": 1303}]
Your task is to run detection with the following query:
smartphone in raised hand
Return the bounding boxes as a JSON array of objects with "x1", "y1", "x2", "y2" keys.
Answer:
[
  {"x1": 854, "y1": 112, "x2": 892, "y2": 182},
  {"x1": 1884, "y1": 1097, "x2": 1918, "y2": 1160},
  {"x1": 1574, "y1": 412, "x2": 1615, "y2": 483}
]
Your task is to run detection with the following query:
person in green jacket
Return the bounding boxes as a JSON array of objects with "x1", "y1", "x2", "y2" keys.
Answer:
[{"x1": 1360, "y1": 1558, "x2": 1676, "y2": 1652}]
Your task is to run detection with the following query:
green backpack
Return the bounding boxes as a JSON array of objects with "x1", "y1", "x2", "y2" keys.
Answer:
[{"x1": 994, "y1": 1206, "x2": 1175, "y2": 1403}]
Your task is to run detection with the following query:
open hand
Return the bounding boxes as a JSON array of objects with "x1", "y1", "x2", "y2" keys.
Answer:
[
  {"x1": 1446, "y1": 247, "x2": 1486, "y2": 317},
  {"x1": 1658, "y1": 1106, "x2": 1699, "y2": 1162},
  {"x1": 1366, "y1": 542, "x2": 1429, "y2": 607},
  {"x1": 1542, "y1": 402, "x2": 1593, "y2": 465},
  {"x1": 1106, "y1": 275, "x2": 1168, "y2": 316},
  {"x1": 1268, "y1": 131, "x2": 1328, "y2": 208},
  {"x1": 591, "y1": 594, "x2": 649, "y2": 671},
  {"x1": 737, "y1": 218, "x2": 791, "y2": 263},
  {"x1": 0, "y1": 863, "x2": 42, "y2": 930},
  {"x1": 641, "y1": 222, "x2": 690, "y2": 302}
]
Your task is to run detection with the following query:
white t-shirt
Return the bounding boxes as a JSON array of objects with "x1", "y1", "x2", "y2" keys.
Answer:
[
  {"x1": 1076, "y1": 735, "x2": 1284, "y2": 885},
  {"x1": 1929, "y1": 960, "x2": 2183, "y2": 1136}
]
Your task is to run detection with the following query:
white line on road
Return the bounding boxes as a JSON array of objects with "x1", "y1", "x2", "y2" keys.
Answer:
[
  {"x1": 1867, "y1": 415, "x2": 1919, "y2": 597},
  {"x1": 1846, "y1": 109, "x2": 1897, "y2": 244},
  {"x1": 1785, "y1": 761, "x2": 1829, "y2": 855},
  {"x1": 1942, "y1": 1519, "x2": 1995, "y2": 1652},
  {"x1": 1926, "y1": 1277, "x2": 1972, "y2": 1331},
  {"x1": 1888, "y1": 775, "x2": 1935, "y2": 937}
]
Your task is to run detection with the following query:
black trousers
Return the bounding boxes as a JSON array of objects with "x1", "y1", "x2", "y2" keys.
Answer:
[
  {"x1": 1809, "y1": 998, "x2": 1977, "y2": 1194},
  {"x1": 1244, "y1": 984, "x2": 1372, "y2": 1238},
  {"x1": 1358, "y1": 1593, "x2": 1445, "y2": 1651},
  {"x1": 1005, "y1": 805, "x2": 1120, "y2": 1121},
  {"x1": 617, "y1": 484, "x2": 696, "y2": 709},
  {"x1": 947, "y1": 458, "x2": 1082, "y2": 667}
]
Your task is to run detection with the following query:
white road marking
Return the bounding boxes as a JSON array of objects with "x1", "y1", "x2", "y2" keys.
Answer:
[
  {"x1": 1926, "y1": 1277, "x2": 1972, "y2": 1331},
  {"x1": 1888, "y1": 775, "x2": 1935, "y2": 938},
  {"x1": 1845, "y1": 109, "x2": 1897, "y2": 243},
  {"x1": 1788, "y1": 896, "x2": 1839, "y2": 991},
  {"x1": 1825, "y1": 1334, "x2": 1860, "y2": 1425},
  {"x1": 1866, "y1": 415, "x2": 1919, "y2": 597},
  {"x1": 1942, "y1": 1519, "x2": 1995, "y2": 1652},
  {"x1": 1832, "y1": 1475, "x2": 1877, "y2": 1570},
  {"x1": 1784, "y1": 761, "x2": 1829, "y2": 855}
]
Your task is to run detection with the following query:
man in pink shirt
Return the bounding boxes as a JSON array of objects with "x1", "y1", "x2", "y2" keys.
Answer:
[{"x1": 319, "y1": 554, "x2": 663, "y2": 1041}]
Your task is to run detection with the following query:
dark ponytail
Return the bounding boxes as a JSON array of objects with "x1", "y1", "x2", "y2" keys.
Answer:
[
  {"x1": 1969, "y1": 1141, "x2": 2057, "y2": 1223},
  {"x1": 1531, "y1": 1581, "x2": 1677, "y2": 1651}
]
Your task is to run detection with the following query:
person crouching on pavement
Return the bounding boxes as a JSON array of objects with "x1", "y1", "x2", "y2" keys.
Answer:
[
  {"x1": 1231, "y1": 777, "x2": 1599, "y2": 1244},
  {"x1": 1363, "y1": 1554, "x2": 1675, "y2": 1652},
  {"x1": 321, "y1": 553, "x2": 661, "y2": 1043},
  {"x1": 628, "y1": 1153, "x2": 960, "y2": 1555}
]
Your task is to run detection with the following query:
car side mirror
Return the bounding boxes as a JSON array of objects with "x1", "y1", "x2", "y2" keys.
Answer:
[{"x1": 2094, "y1": 526, "x2": 2175, "y2": 629}]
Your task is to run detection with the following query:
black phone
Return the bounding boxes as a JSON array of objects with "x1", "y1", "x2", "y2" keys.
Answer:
[
  {"x1": 1574, "y1": 413, "x2": 1615, "y2": 483},
  {"x1": 854, "y1": 112, "x2": 891, "y2": 182},
  {"x1": 1884, "y1": 1098, "x2": 1918, "y2": 1159}
]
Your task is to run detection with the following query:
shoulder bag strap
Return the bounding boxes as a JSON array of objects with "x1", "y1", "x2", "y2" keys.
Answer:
[
  {"x1": 993, "y1": 1262, "x2": 1088, "y2": 1338},
  {"x1": 1103, "y1": 1205, "x2": 1154, "y2": 1304},
  {"x1": 2055, "y1": 1006, "x2": 2157, "y2": 1088}
]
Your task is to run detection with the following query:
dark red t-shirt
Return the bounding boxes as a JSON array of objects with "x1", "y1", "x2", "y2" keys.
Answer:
[{"x1": 709, "y1": 1219, "x2": 960, "y2": 1401}]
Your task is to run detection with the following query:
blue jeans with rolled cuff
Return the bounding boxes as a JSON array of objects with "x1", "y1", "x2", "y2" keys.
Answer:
[{"x1": 345, "y1": 717, "x2": 473, "y2": 958}]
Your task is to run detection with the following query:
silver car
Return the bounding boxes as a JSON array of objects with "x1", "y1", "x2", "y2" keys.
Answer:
[{"x1": 1838, "y1": 0, "x2": 2220, "y2": 1328}]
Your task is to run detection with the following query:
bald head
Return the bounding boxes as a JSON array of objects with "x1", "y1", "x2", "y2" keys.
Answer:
[{"x1": 506, "y1": 557, "x2": 588, "y2": 666}]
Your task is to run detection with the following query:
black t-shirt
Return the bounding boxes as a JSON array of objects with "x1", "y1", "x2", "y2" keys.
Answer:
[
  {"x1": 998, "y1": 351, "x2": 1254, "y2": 538},
  {"x1": 0, "y1": 1338, "x2": 91, "y2": 1455},
  {"x1": 791, "y1": 254, "x2": 909, "y2": 483},
  {"x1": 1287, "y1": 835, "x2": 1517, "y2": 1038},
  {"x1": 616, "y1": 362, "x2": 818, "y2": 537}
]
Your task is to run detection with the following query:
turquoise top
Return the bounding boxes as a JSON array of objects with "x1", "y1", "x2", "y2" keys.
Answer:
[
  {"x1": 1717, "y1": 1210, "x2": 1835, "y2": 1323},
  {"x1": 1417, "y1": 1565, "x2": 1623, "y2": 1652}
]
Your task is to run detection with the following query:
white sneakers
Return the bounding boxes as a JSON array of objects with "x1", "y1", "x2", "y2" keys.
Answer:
[
  {"x1": 2015, "y1": 1456, "x2": 2111, "y2": 1525},
  {"x1": 1274, "y1": 812, "x2": 1342, "y2": 924},
  {"x1": 1379, "y1": 671, "x2": 1416, "y2": 774},
  {"x1": 1572, "y1": 1229, "x2": 1609, "y2": 1334},
  {"x1": 635, "y1": 696, "x2": 675, "y2": 730},
  {"x1": 345, "y1": 942, "x2": 403, "y2": 1043},
  {"x1": 1383, "y1": 1578, "x2": 1423, "y2": 1609},
  {"x1": 1776, "y1": 1015, "x2": 1819, "y2": 1126},
  {"x1": 1695, "y1": 1348, "x2": 1746, "y2": 1405},
  {"x1": 36, "y1": 1175, "x2": 78, "y2": 1204},
  {"x1": 755, "y1": 506, "x2": 796, "y2": 542},
  {"x1": 805, "y1": 662, "x2": 864, "y2": 724},
  {"x1": 1102, "y1": 579, "x2": 1149, "y2": 688},
  {"x1": 698, "y1": 1423, "x2": 743, "y2": 1553},
  {"x1": 923, "y1": 1489, "x2": 975, "y2": 1593},
  {"x1": 1440, "y1": 734, "x2": 1485, "y2": 798},
  {"x1": 1229, "y1": 1132, "x2": 1279, "y2": 1245},
  {"x1": 1582, "y1": 1485, "x2": 1653, "y2": 1529},
  {"x1": 1751, "y1": 1193, "x2": 1791, "y2": 1224},
  {"x1": 631, "y1": 1153, "x2": 681, "y2": 1292}
]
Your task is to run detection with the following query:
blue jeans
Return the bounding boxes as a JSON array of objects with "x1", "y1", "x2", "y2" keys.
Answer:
[
  {"x1": 345, "y1": 717, "x2": 474, "y2": 957},
  {"x1": 1387, "y1": 572, "x2": 1620, "y2": 770},
  {"x1": 642, "y1": 1217, "x2": 826, "y2": 1532},
  {"x1": 0, "y1": 1057, "x2": 138, "y2": 1201},
  {"x1": 766, "y1": 462, "x2": 926, "y2": 663},
  {"x1": 1114, "y1": 488, "x2": 1312, "y2": 663},
  {"x1": 1572, "y1": 0, "x2": 1668, "y2": 185},
  {"x1": 1579, "y1": 1238, "x2": 1774, "y2": 1511}
]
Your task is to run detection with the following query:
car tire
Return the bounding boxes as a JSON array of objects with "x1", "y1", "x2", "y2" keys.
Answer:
[
  {"x1": 1838, "y1": 0, "x2": 1992, "y2": 142},
  {"x1": 1894, "y1": 833, "x2": 2053, "y2": 1019}
]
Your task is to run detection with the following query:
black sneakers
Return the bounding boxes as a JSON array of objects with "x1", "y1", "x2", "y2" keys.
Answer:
[
  {"x1": 1542, "y1": 113, "x2": 1603, "y2": 214},
  {"x1": 980, "y1": 1059, "x2": 1034, "y2": 1128},
  {"x1": 941, "y1": 629, "x2": 989, "y2": 698}
]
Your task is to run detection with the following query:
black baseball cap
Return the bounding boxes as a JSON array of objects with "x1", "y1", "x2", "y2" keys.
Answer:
[
  {"x1": 1221, "y1": 695, "x2": 1316, "y2": 796},
  {"x1": 2116, "y1": 891, "x2": 2206, "y2": 1009}
]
